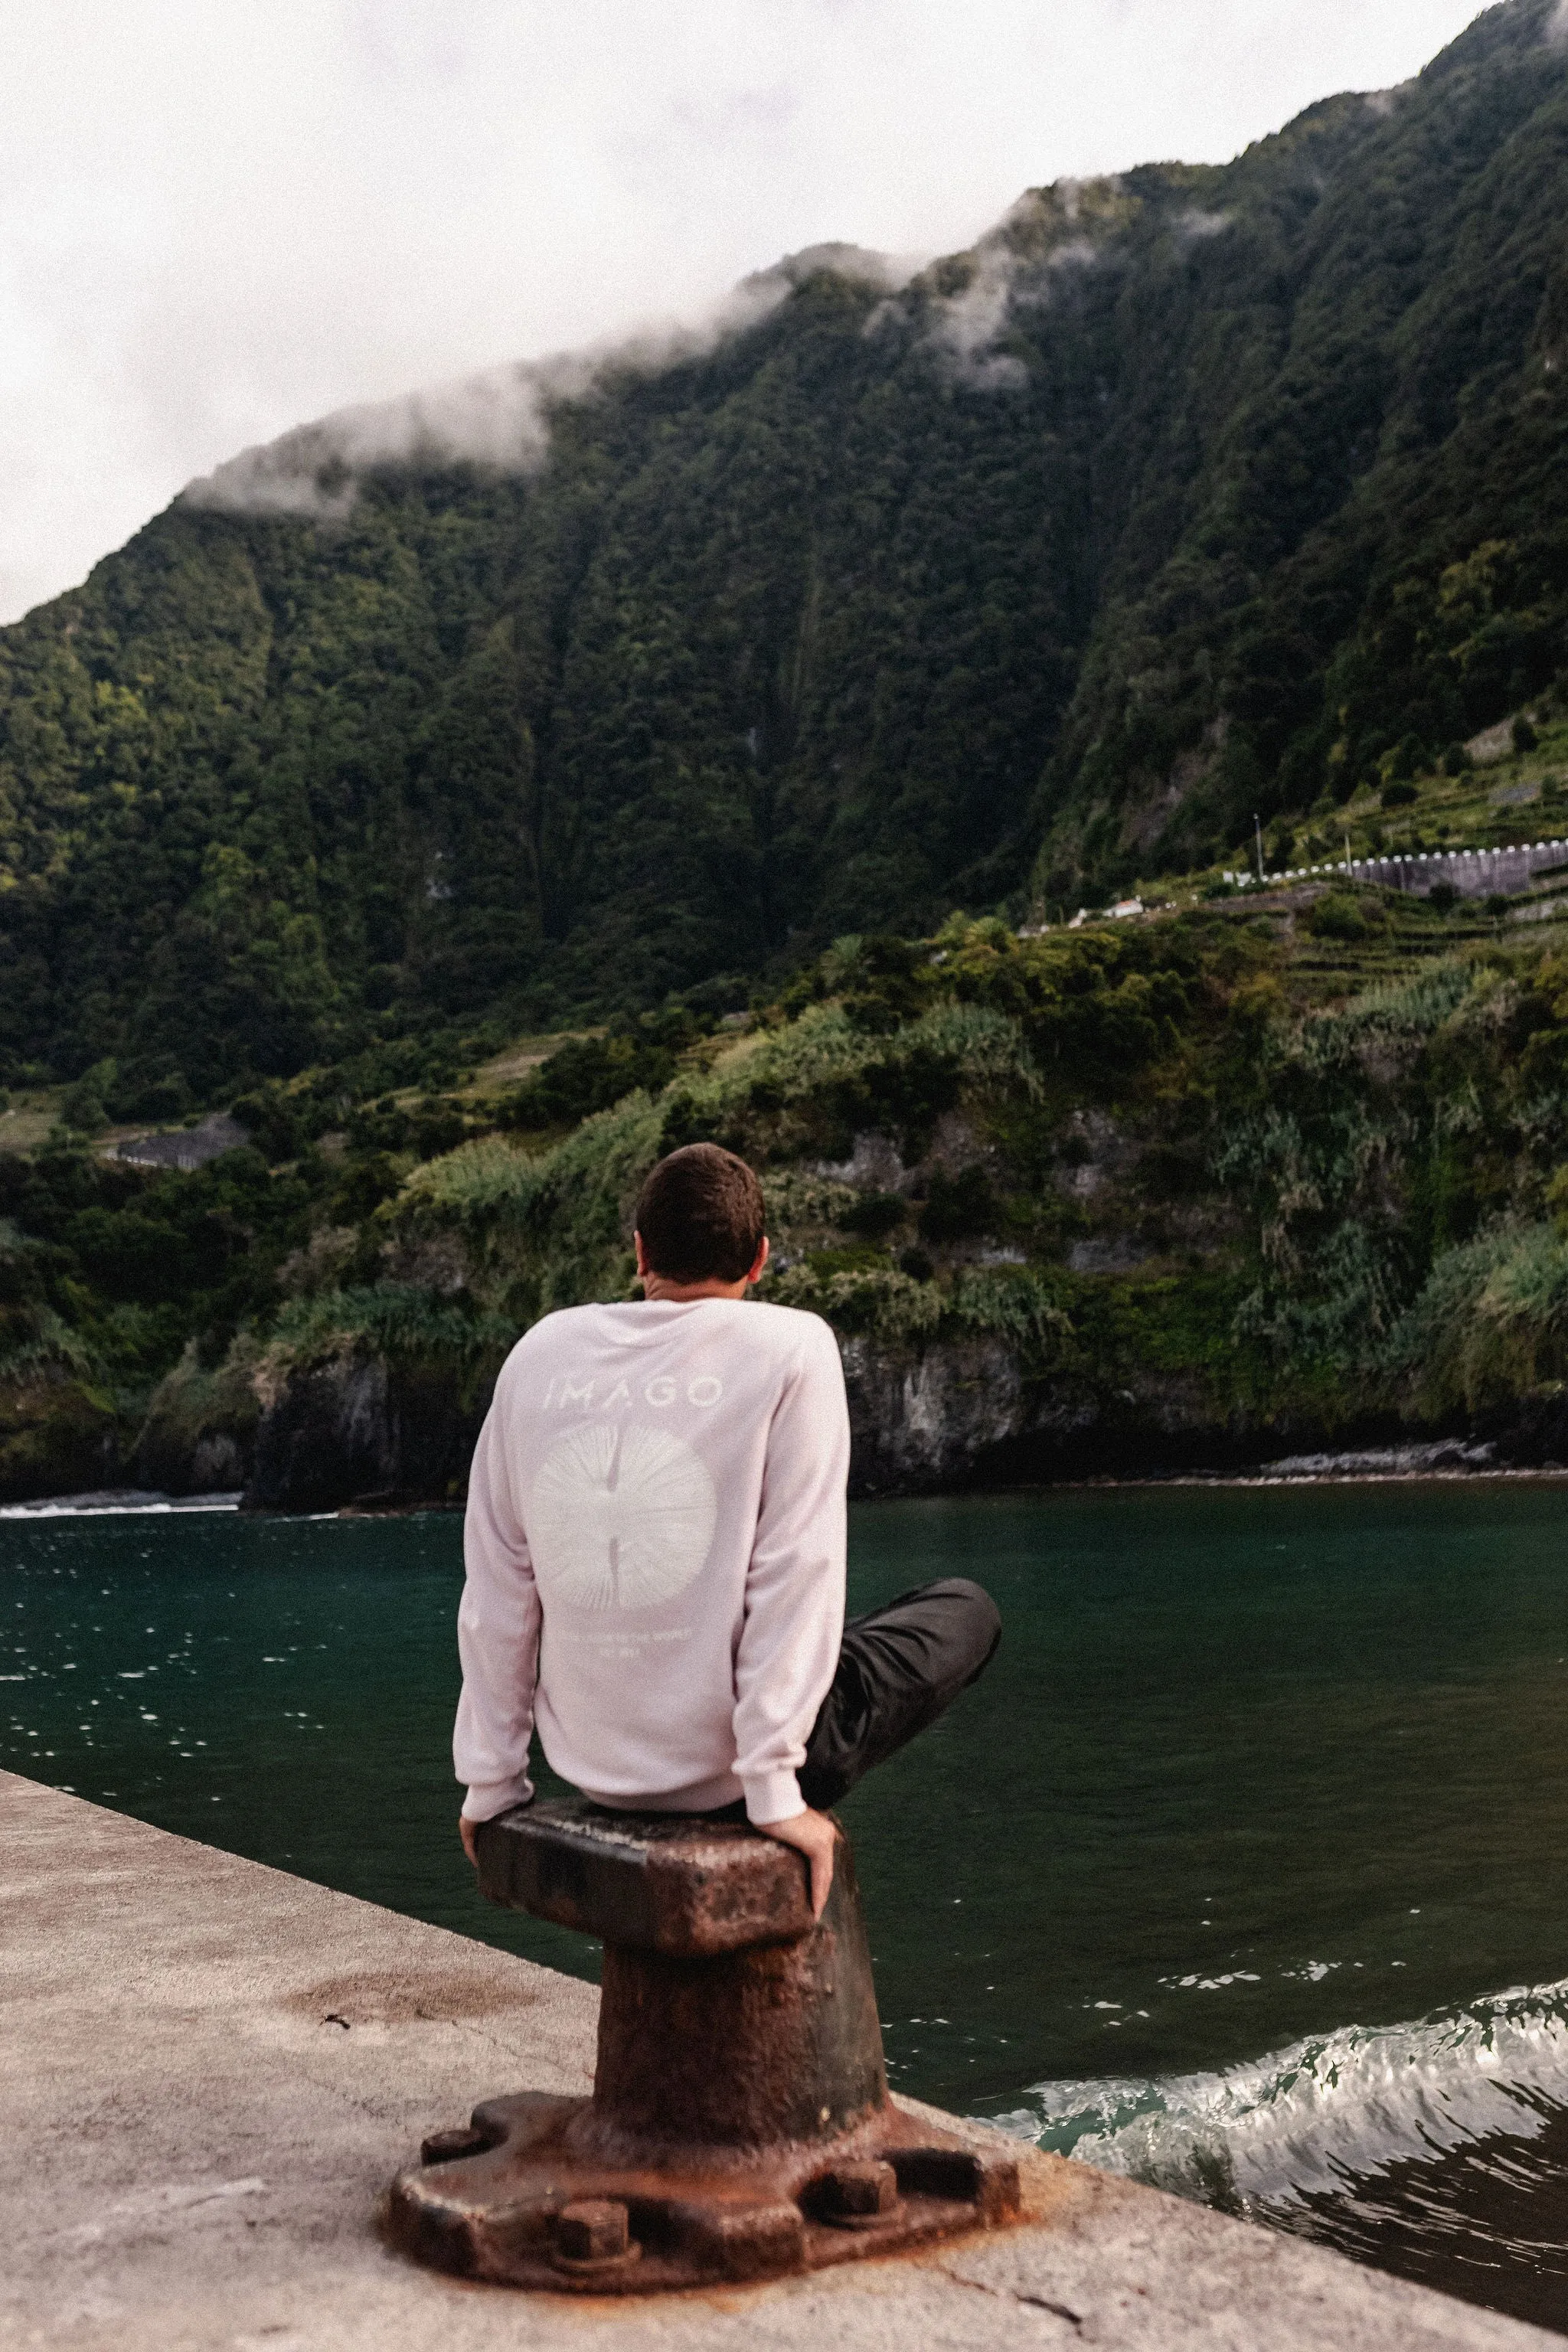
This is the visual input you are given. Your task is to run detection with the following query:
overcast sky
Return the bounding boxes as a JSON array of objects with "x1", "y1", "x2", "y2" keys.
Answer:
[{"x1": 0, "y1": 0, "x2": 1486, "y2": 625}]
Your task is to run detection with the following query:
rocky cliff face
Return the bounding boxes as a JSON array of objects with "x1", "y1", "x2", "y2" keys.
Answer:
[
  {"x1": 841, "y1": 1332, "x2": 1068, "y2": 1495},
  {"x1": 235, "y1": 1334, "x2": 1070, "y2": 1511},
  {"x1": 240, "y1": 1354, "x2": 492, "y2": 1514},
  {"x1": 228, "y1": 1333, "x2": 1053, "y2": 1511},
  {"x1": 212, "y1": 1332, "x2": 1428, "y2": 1514},
  {"x1": 839, "y1": 1336, "x2": 1372, "y2": 1493}
]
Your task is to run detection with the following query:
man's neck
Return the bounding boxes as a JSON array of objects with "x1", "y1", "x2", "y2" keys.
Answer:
[
  {"x1": 632, "y1": 1230, "x2": 767, "y2": 1301},
  {"x1": 639, "y1": 1274, "x2": 750, "y2": 1304}
]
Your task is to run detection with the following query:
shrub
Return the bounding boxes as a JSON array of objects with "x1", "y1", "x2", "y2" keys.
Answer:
[
  {"x1": 1382, "y1": 735, "x2": 1426, "y2": 784},
  {"x1": 949, "y1": 1267, "x2": 1073, "y2": 1364},
  {"x1": 763, "y1": 1252, "x2": 1072, "y2": 1365},
  {"x1": 658, "y1": 999, "x2": 1037, "y2": 1162},
  {"x1": 1299, "y1": 960, "x2": 1476, "y2": 1063},
  {"x1": 135, "y1": 1334, "x2": 262, "y2": 1488},
  {"x1": 766, "y1": 1261, "x2": 944, "y2": 1345},
  {"x1": 919, "y1": 1165, "x2": 1000, "y2": 1243},
  {"x1": 230, "y1": 1087, "x2": 304, "y2": 1164},
  {"x1": 1305, "y1": 892, "x2": 1374, "y2": 941},
  {"x1": 261, "y1": 1284, "x2": 514, "y2": 1388},
  {"x1": 503, "y1": 1024, "x2": 688, "y2": 1130},
  {"x1": 1387, "y1": 1223, "x2": 1568, "y2": 1415},
  {"x1": 1214, "y1": 961, "x2": 1491, "y2": 1375},
  {"x1": 837, "y1": 1191, "x2": 907, "y2": 1240},
  {"x1": 397, "y1": 1093, "x2": 663, "y2": 1322},
  {"x1": 759, "y1": 1170, "x2": 860, "y2": 1235},
  {"x1": 60, "y1": 1061, "x2": 115, "y2": 1135}
]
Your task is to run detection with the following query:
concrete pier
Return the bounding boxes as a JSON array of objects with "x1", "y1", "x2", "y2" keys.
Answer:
[{"x1": 1, "y1": 1769, "x2": 1554, "y2": 2350}]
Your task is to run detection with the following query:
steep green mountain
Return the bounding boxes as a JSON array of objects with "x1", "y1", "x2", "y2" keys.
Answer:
[{"x1": 2, "y1": 0, "x2": 1568, "y2": 1125}]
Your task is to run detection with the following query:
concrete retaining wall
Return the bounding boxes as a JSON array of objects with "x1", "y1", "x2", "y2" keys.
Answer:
[{"x1": 1227, "y1": 839, "x2": 1568, "y2": 899}]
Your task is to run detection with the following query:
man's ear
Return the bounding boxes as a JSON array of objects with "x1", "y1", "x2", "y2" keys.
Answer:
[
  {"x1": 633, "y1": 1230, "x2": 648, "y2": 1279},
  {"x1": 747, "y1": 1235, "x2": 769, "y2": 1285}
]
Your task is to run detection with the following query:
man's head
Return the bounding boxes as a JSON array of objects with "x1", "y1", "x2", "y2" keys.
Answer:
[{"x1": 634, "y1": 1144, "x2": 767, "y2": 1296}]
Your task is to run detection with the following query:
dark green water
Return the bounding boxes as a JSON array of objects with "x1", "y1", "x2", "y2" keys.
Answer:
[{"x1": 8, "y1": 1481, "x2": 1568, "y2": 2325}]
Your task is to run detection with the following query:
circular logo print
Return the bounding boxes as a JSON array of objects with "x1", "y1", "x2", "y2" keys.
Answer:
[{"x1": 528, "y1": 1422, "x2": 717, "y2": 1612}]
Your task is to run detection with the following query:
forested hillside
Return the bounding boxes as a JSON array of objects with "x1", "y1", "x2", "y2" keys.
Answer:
[
  {"x1": 2, "y1": 0, "x2": 1568, "y2": 1121},
  {"x1": 8, "y1": 862, "x2": 1568, "y2": 1504},
  {"x1": 7, "y1": 0, "x2": 1568, "y2": 1503}
]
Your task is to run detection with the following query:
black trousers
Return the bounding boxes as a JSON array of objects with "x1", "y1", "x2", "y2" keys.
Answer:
[
  {"x1": 631, "y1": 1577, "x2": 1001, "y2": 1825},
  {"x1": 795, "y1": 1576, "x2": 1001, "y2": 1811}
]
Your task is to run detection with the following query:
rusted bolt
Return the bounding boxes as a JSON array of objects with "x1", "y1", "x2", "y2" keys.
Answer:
[
  {"x1": 556, "y1": 2199, "x2": 630, "y2": 2263},
  {"x1": 817, "y1": 2159, "x2": 899, "y2": 2226},
  {"x1": 419, "y1": 2124, "x2": 491, "y2": 2166}
]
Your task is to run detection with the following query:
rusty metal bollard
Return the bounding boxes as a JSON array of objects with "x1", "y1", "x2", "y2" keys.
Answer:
[{"x1": 388, "y1": 1802, "x2": 1019, "y2": 2292}]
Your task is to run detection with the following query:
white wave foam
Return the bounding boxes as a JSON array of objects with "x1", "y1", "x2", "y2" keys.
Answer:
[
  {"x1": 1001, "y1": 1981, "x2": 1568, "y2": 2213},
  {"x1": 0, "y1": 1491, "x2": 240, "y2": 1520}
]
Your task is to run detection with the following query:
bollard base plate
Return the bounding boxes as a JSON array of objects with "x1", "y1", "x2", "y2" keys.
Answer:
[{"x1": 388, "y1": 2089, "x2": 1021, "y2": 2293}]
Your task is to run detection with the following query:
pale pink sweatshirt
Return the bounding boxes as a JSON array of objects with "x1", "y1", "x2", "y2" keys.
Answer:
[{"x1": 454, "y1": 1298, "x2": 850, "y2": 1827}]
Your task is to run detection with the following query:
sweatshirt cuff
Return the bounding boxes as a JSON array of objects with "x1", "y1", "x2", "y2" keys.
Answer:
[
  {"x1": 742, "y1": 1769, "x2": 805, "y2": 1827},
  {"x1": 461, "y1": 1774, "x2": 532, "y2": 1822}
]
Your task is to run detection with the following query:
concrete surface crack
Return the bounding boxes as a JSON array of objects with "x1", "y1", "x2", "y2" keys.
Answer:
[
  {"x1": 942, "y1": 2265, "x2": 1084, "y2": 2327},
  {"x1": 439, "y1": 2009, "x2": 571, "y2": 2067}
]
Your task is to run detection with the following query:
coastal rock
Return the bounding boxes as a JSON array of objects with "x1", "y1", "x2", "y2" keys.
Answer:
[
  {"x1": 842, "y1": 1333, "x2": 1071, "y2": 1494},
  {"x1": 135, "y1": 1338, "x2": 261, "y2": 1497},
  {"x1": 839, "y1": 1339, "x2": 1276, "y2": 1493},
  {"x1": 138, "y1": 1335, "x2": 1568, "y2": 1517},
  {"x1": 243, "y1": 1353, "x2": 491, "y2": 1514},
  {"x1": 227, "y1": 1339, "x2": 1380, "y2": 1507},
  {"x1": 230, "y1": 1331, "x2": 1108, "y2": 1508},
  {"x1": 1253, "y1": 1439, "x2": 1500, "y2": 1480}
]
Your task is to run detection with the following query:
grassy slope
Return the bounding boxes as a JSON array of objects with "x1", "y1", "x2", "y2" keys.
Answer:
[{"x1": 8, "y1": 878, "x2": 1568, "y2": 1499}]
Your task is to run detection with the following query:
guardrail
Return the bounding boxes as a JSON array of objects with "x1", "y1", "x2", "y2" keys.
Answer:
[{"x1": 1223, "y1": 839, "x2": 1568, "y2": 900}]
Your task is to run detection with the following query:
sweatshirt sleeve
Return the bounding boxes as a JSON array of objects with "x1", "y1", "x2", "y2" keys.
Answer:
[
  {"x1": 732, "y1": 1316, "x2": 850, "y2": 1824},
  {"x1": 453, "y1": 1371, "x2": 541, "y2": 1821}
]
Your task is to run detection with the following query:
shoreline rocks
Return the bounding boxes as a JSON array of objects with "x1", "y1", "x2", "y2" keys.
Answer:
[
  {"x1": 223, "y1": 1339, "x2": 1568, "y2": 1512},
  {"x1": 10, "y1": 1337, "x2": 1568, "y2": 1515}
]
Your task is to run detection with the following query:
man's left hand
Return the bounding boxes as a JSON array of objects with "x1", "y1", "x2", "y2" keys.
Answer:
[{"x1": 756, "y1": 1806, "x2": 836, "y2": 1917}]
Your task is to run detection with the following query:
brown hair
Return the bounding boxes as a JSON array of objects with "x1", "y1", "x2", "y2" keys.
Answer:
[{"x1": 635, "y1": 1143, "x2": 766, "y2": 1285}]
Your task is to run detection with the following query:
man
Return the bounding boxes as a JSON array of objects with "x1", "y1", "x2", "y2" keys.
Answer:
[{"x1": 455, "y1": 1142, "x2": 999, "y2": 1916}]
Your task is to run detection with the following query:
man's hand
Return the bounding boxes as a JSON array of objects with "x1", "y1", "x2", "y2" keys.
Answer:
[
  {"x1": 756, "y1": 1806, "x2": 836, "y2": 1919},
  {"x1": 459, "y1": 1813, "x2": 479, "y2": 1867}
]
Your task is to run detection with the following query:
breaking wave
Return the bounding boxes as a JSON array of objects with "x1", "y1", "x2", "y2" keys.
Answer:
[
  {"x1": 0, "y1": 1490, "x2": 240, "y2": 1520},
  {"x1": 989, "y1": 1979, "x2": 1568, "y2": 2217}
]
